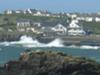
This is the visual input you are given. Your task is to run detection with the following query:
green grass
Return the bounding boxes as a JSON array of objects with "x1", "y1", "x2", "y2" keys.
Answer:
[
  {"x1": 82, "y1": 21, "x2": 100, "y2": 34},
  {"x1": 1, "y1": 14, "x2": 100, "y2": 34}
]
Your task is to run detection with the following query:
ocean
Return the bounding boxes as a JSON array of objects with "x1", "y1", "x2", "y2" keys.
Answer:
[
  {"x1": 0, "y1": 46, "x2": 100, "y2": 65},
  {"x1": 0, "y1": 35, "x2": 100, "y2": 66}
]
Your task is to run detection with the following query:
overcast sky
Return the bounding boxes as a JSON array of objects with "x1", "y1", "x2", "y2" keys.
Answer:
[{"x1": 0, "y1": 0, "x2": 100, "y2": 13}]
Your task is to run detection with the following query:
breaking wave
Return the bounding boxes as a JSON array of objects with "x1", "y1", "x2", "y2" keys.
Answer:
[
  {"x1": 0, "y1": 35, "x2": 64, "y2": 47},
  {"x1": 68, "y1": 45, "x2": 99, "y2": 50},
  {"x1": 0, "y1": 35, "x2": 99, "y2": 49},
  {"x1": 79, "y1": 45, "x2": 99, "y2": 50}
]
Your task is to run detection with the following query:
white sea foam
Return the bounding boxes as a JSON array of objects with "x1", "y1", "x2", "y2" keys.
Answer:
[
  {"x1": 46, "y1": 38, "x2": 64, "y2": 47},
  {"x1": 0, "y1": 35, "x2": 99, "y2": 49},
  {"x1": 68, "y1": 45, "x2": 99, "y2": 50},
  {"x1": 79, "y1": 45, "x2": 99, "y2": 50},
  {"x1": 0, "y1": 42, "x2": 10, "y2": 46},
  {"x1": 0, "y1": 35, "x2": 64, "y2": 48}
]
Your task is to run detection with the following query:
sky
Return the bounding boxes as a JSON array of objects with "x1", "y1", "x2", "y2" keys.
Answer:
[{"x1": 0, "y1": 0, "x2": 100, "y2": 13}]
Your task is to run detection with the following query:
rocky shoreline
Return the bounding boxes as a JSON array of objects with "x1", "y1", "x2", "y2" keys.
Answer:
[
  {"x1": 0, "y1": 50, "x2": 100, "y2": 75},
  {"x1": 0, "y1": 32, "x2": 100, "y2": 46}
]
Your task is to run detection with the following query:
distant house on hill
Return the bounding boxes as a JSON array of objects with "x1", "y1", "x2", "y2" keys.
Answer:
[
  {"x1": 51, "y1": 24, "x2": 67, "y2": 35},
  {"x1": 67, "y1": 20, "x2": 86, "y2": 36},
  {"x1": 15, "y1": 10, "x2": 24, "y2": 14},
  {"x1": 16, "y1": 20, "x2": 41, "y2": 33},
  {"x1": 5, "y1": 9, "x2": 24, "y2": 14},
  {"x1": 14, "y1": 8, "x2": 34, "y2": 14},
  {"x1": 5, "y1": 10, "x2": 14, "y2": 15},
  {"x1": 27, "y1": 8, "x2": 33, "y2": 14},
  {"x1": 17, "y1": 20, "x2": 31, "y2": 27},
  {"x1": 15, "y1": 10, "x2": 21, "y2": 14},
  {"x1": 16, "y1": 20, "x2": 31, "y2": 32},
  {"x1": 30, "y1": 22, "x2": 42, "y2": 32},
  {"x1": 23, "y1": 9, "x2": 33, "y2": 14},
  {"x1": 33, "y1": 11, "x2": 50, "y2": 16},
  {"x1": 33, "y1": 22, "x2": 41, "y2": 27},
  {"x1": 40, "y1": 26, "x2": 56, "y2": 36}
]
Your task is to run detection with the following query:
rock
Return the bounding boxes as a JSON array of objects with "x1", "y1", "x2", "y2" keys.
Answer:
[{"x1": 0, "y1": 50, "x2": 100, "y2": 75}]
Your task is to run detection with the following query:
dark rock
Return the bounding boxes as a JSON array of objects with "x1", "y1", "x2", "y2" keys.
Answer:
[{"x1": 0, "y1": 50, "x2": 100, "y2": 75}]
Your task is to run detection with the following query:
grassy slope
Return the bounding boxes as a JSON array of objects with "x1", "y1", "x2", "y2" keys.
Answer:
[
  {"x1": 0, "y1": 14, "x2": 100, "y2": 34},
  {"x1": 82, "y1": 21, "x2": 100, "y2": 34}
]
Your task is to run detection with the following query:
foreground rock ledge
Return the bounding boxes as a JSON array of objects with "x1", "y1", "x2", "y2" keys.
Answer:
[{"x1": 0, "y1": 50, "x2": 100, "y2": 75}]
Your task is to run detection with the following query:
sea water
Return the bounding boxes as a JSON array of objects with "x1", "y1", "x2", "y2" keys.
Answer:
[
  {"x1": 0, "y1": 35, "x2": 100, "y2": 66},
  {"x1": 0, "y1": 45, "x2": 100, "y2": 66}
]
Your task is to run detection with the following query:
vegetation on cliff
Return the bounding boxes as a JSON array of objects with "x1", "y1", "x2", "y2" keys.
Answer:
[
  {"x1": 0, "y1": 50, "x2": 100, "y2": 75},
  {"x1": 0, "y1": 13, "x2": 100, "y2": 34}
]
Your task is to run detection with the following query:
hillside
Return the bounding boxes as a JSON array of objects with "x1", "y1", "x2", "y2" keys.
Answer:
[{"x1": 0, "y1": 10, "x2": 100, "y2": 34}]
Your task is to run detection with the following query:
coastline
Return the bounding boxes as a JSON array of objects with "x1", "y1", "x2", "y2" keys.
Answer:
[
  {"x1": 0, "y1": 50, "x2": 100, "y2": 75},
  {"x1": 0, "y1": 33, "x2": 100, "y2": 46}
]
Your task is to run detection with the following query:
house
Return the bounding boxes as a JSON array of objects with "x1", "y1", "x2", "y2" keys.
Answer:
[
  {"x1": 39, "y1": 23, "x2": 67, "y2": 36},
  {"x1": 16, "y1": 20, "x2": 31, "y2": 32},
  {"x1": 33, "y1": 22, "x2": 41, "y2": 27},
  {"x1": 17, "y1": 20, "x2": 31, "y2": 27},
  {"x1": 95, "y1": 17, "x2": 100, "y2": 22},
  {"x1": 34, "y1": 11, "x2": 43, "y2": 16},
  {"x1": 27, "y1": 8, "x2": 33, "y2": 14},
  {"x1": 16, "y1": 20, "x2": 41, "y2": 33},
  {"x1": 5, "y1": 10, "x2": 13, "y2": 14},
  {"x1": 15, "y1": 9, "x2": 33, "y2": 14},
  {"x1": 40, "y1": 27, "x2": 57, "y2": 37},
  {"x1": 15, "y1": 10, "x2": 24, "y2": 14},
  {"x1": 67, "y1": 20, "x2": 86, "y2": 36},
  {"x1": 15, "y1": 10, "x2": 21, "y2": 14},
  {"x1": 33, "y1": 11, "x2": 50, "y2": 16},
  {"x1": 51, "y1": 24, "x2": 67, "y2": 35}
]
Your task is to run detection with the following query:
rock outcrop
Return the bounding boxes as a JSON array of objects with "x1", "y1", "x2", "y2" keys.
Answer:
[{"x1": 0, "y1": 50, "x2": 100, "y2": 75}]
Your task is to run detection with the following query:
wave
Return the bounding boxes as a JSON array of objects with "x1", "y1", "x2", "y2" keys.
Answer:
[
  {"x1": 0, "y1": 35, "x2": 99, "y2": 50},
  {"x1": 0, "y1": 35, "x2": 64, "y2": 47},
  {"x1": 79, "y1": 45, "x2": 99, "y2": 50},
  {"x1": 68, "y1": 45, "x2": 99, "y2": 50},
  {"x1": 0, "y1": 42, "x2": 10, "y2": 46}
]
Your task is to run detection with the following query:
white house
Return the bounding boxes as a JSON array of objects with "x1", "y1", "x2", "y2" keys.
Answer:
[
  {"x1": 34, "y1": 11, "x2": 43, "y2": 16},
  {"x1": 16, "y1": 20, "x2": 31, "y2": 32},
  {"x1": 17, "y1": 20, "x2": 31, "y2": 27},
  {"x1": 51, "y1": 24, "x2": 67, "y2": 35},
  {"x1": 33, "y1": 11, "x2": 50, "y2": 17},
  {"x1": 85, "y1": 17, "x2": 93, "y2": 22},
  {"x1": 15, "y1": 10, "x2": 21, "y2": 14},
  {"x1": 5, "y1": 10, "x2": 13, "y2": 14},
  {"x1": 27, "y1": 8, "x2": 32, "y2": 14},
  {"x1": 95, "y1": 17, "x2": 100, "y2": 22},
  {"x1": 33, "y1": 22, "x2": 41, "y2": 27},
  {"x1": 67, "y1": 20, "x2": 85, "y2": 36},
  {"x1": 16, "y1": 20, "x2": 41, "y2": 33}
]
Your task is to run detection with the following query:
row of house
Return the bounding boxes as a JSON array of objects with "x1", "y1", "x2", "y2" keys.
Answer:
[
  {"x1": 5, "y1": 9, "x2": 51, "y2": 17},
  {"x1": 4, "y1": 9, "x2": 61, "y2": 18},
  {"x1": 16, "y1": 19, "x2": 86, "y2": 36},
  {"x1": 5, "y1": 9, "x2": 35, "y2": 14},
  {"x1": 66, "y1": 13, "x2": 100, "y2": 22}
]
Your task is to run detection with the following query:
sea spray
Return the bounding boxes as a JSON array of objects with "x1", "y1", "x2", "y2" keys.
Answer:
[
  {"x1": 18, "y1": 35, "x2": 64, "y2": 47},
  {"x1": 0, "y1": 35, "x2": 99, "y2": 49},
  {"x1": 0, "y1": 42, "x2": 10, "y2": 46},
  {"x1": 0, "y1": 35, "x2": 64, "y2": 47},
  {"x1": 68, "y1": 45, "x2": 99, "y2": 50},
  {"x1": 46, "y1": 38, "x2": 64, "y2": 47},
  {"x1": 79, "y1": 45, "x2": 99, "y2": 50}
]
